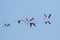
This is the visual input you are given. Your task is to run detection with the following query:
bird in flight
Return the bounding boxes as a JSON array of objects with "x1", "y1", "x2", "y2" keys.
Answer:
[
  {"x1": 25, "y1": 18, "x2": 36, "y2": 27},
  {"x1": 4, "y1": 23, "x2": 11, "y2": 27},
  {"x1": 44, "y1": 14, "x2": 51, "y2": 24}
]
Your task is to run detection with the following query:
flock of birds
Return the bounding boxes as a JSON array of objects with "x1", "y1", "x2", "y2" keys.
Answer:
[{"x1": 3, "y1": 14, "x2": 51, "y2": 27}]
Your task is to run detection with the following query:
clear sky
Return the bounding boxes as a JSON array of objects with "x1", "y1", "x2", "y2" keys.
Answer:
[{"x1": 0, "y1": 0, "x2": 60, "y2": 40}]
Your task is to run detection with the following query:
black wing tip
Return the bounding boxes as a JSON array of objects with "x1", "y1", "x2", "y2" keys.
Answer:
[
  {"x1": 45, "y1": 22, "x2": 47, "y2": 24},
  {"x1": 18, "y1": 20, "x2": 20, "y2": 23},
  {"x1": 30, "y1": 23, "x2": 32, "y2": 27},
  {"x1": 48, "y1": 14, "x2": 51, "y2": 18},
  {"x1": 44, "y1": 14, "x2": 46, "y2": 16},
  {"x1": 49, "y1": 14, "x2": 51, "y2": 15}
]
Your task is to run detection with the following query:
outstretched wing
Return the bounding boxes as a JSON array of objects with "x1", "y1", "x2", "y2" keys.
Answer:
[
  {"x1": 48, "y1": 14, "x2": 51, "y2": 18},
  {"x1": 48, "y1": 21, "x2": 51, "y2": 24},
  {"x1": 33, "y1": 23, "x2": 36, "y2": 26},
  {"x1": 30, "y1": 23, "x2": 32, "y2": 27},
  {"x1": 30, "y1": 22, "x2": 36, "y2": 27},
  {"x1": 26, "y1": 19, "x2": 28, "y2": 21},
  {"x1": 44, "y1": 14, "x2": 47, "y2": 18},
  {"x1": 30, "y1": 18, "x2": 34, "y2": 21}
]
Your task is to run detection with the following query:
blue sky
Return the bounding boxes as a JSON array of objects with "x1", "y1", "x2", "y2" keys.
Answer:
[{"x1": 0, "y1": 0, "x2": 60, "y2": 40}]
